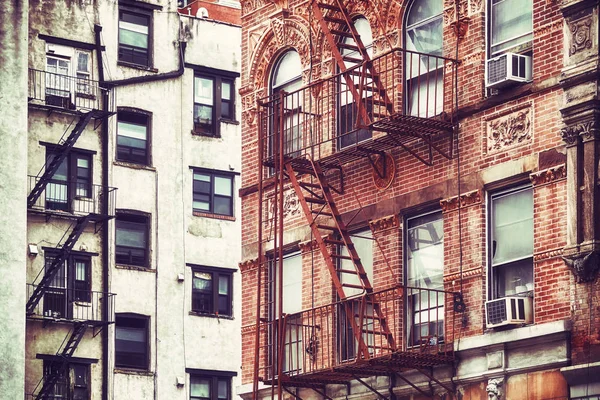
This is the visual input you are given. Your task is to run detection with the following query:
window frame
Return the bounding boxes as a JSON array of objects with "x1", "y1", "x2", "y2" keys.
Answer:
[
  {"x1": 115, "y1": 211, "x2": 150, "y2": 268},
  {"x1": 487, "y1": 184, "x2": 534, "y2": 300},
  {"x1": 118, "y1": 6, "x2": 153, "y2": 68},
  {"x1": 404, "y1": 208, "x2": 445, "y2": 348},
  {"x1": 115, "y1": 313, "x2": 150, "y2": 371},
  {"x1": 43, "y1": 360, "x2": 90, "y2": 400},
  {"x1": 192, "y1": 66, "x2": 238, "y2": 137},
  {"x1": 191, "y1": 168, "x2": 235, "y2": 217},
  {"x1": 116, "y1": 108, "x2": 151, "y2": 166},
  {"x1": 188, "y1": 371, "x2": 235, "y2": 400},
  {"x1": 44, "y1": 146, "x2": 94, "y2": 212},
  {"x1": 487, "y1": 0, "x2": 533, "y2": 58},
  {"x1": 190, "y1": 265, "x2": 234, "y2": 317}
]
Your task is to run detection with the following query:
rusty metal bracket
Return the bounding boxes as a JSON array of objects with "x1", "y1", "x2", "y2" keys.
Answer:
[
  {"x1": 282, "y1": 385, "x2": 302, "y2": 399},
  {"x1": 353, "y1": 376, "x2": 388, "y2": 400},
  {"x1": 417, "y1": 368, "x2": 455, "y2": 394},
  {"x1": 394, "y1": 372, "x2": 433, "y2": 398}
]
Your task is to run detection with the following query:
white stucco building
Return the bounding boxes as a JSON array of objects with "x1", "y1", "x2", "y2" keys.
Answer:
[{"x1": 0, "y1": 1, "x2": 242, "y2": 399}]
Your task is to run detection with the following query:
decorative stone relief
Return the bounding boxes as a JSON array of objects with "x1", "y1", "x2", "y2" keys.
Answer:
[
  {"x1": 529, "y1": 164, "x2": 567, "y2": 186},
  {"x1": 569, "y1": 16, "x2": 593, "y2": 56},
  {"x1": 563, "y1": 251, "x2": 600, "y2": 283},
  {"x1": 534, "y1": 248, "x2": 564, "y2": 262},
  {"x1": 486, "y1": 107, "x2": 532, "y2": 153},
  {"x1": 469, "y1": 0, "x2": 484, "y2": 15},
  {"x1": 240, "y1": 0, "x2": 264, "y2": 15},
  {"x1": 239, "y1": 258, "x2": 259, "y2": 273},
  {"x1": 440, "y1": 189, "x2": 482, "y2": 212},
  {"x1": 298, "y1": 239, "x2": 317, "y2": 252},
  {"x1": 562, "y1": 118, "x2": 599, "y2": 145},
  {"x1": 486, "y1": 378, "x2": 504, "y2": 400},
  {"x1": 369, "y1": 215, "x2": 399, "y2": 233},
  {"x1": 267, "y1": 189, "x2": 301, "y2": 222},
  {"x1": 487, "y1": 350, "x2": 504, "y2": 370},
  {"x1": 242, "y1": 92, "x2": 258, "y2": 127}
]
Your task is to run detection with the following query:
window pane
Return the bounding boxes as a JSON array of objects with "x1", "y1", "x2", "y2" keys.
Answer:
[
  {"x1": 407, "y1": 0, "x2": 443, "y2": 27},
  {"x1": 77, "y1": 53, "x2": 89, "y2": 73},
  {"x1": 193, "y1": 272, "x2": 212, "y2": 291},
  {"x1": 221, "y1": 101, "x2": 231, "y2": 119},
  {"x1": 119, "y1": 27, "x2": 148, "y2": 48},
  {"x1": 272, "y1": 51, "x2": 301, "y2": 89},
  {"x1": 491, "y1": 0, "x2": 533, "y2": 53},
  {"x1": 194, "y1": 104, "x2": 213, "y2": 126},
  {"x1": 75, "y1": 261, "x2": 87, "y2": 281},
  {"x1": 190, "y1": 378, "x2": 210, "y2": 398},
  {"x1": 406, "y1": 211, "x2": 444, "y2": 289},
  {"x1": 221, "y1": 81, "x2": 231, "y2": 101},
  {"x1": 218, "y1": 275, "x2": 229, "y2": 295},
  {"x1": 281, "y1": 253, "x2": 302, "y2": 314},
  {"x1": 193, "y1": 178, "x2": 211, "y2": 194},
  {"x1": 340, "y1": 230, "x2": 373, "y2": 297},
  {"x1": 493, "y1": 258, "x2": 533, "y2": 297},
  {"x1": 195, "y1": 77, "x2": 214, "y2": 105},
  {"x1": 116, "y1": 221, "x2": 147, "y2": 248},
  {"x1": 218, "y1": 379, "x2": 229, "y2": 399},
  {"x1": 492, "y1": 188, "x2": 533, "y2": 265},
  {"x1": 214, "y1": 176, "x2": 232, "y2": 196},
  {"x1": 118, "y1": 120, "x2": 147, "y2": 140},
  {"x1": 213, "y1": 196, "x2": 231, "y2": 216}
]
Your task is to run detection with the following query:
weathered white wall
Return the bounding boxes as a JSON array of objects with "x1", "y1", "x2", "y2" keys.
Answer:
[{"x1": 0, "y1": 1, "x2": 28, "y2": 398}]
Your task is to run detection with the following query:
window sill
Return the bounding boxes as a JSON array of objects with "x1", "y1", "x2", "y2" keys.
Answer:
[
  {"x1": 192, "y1": 211, "x2": 235, "y2": 221},
  {"x1": 114, "y1": 368, "x2": 154, "y2": 376},
  {"x1": 189, "y1": 311, "x2": 234, "y2": 320},
  {"x1": 221, "y1": 119, "x2": 239, "y2": 125},
  {"x1": 191, "y1": 129, "x2": 220, "y2": 138},
  {"x1": 113, "y1": 161, "x2": 155, "y2": 171},
  {"x1": 74, "y1": 301, "x2": 92, "y2": 307},
  {"x1": 117, "y1": 61, "x2": 158, "y2": 73},
  {"x1": 115, "y1": 264, "x2": 155, "y2": 272}
]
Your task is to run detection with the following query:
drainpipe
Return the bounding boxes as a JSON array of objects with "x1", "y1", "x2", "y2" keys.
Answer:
[{"x1": 94, "y1": 23, "x2": 110, "y2": 400}]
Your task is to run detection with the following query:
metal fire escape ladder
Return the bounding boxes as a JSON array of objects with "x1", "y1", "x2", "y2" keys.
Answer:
[
  {"x1": 285, "y1": 160, "x2": 396, "y2": 358},
  {"x1": 34, "y1": 322, "x2": 87, "y2": 400},
  {"x1": 311, "y1": 0, "x2": 394, "y2": 126},
  {"x1": 26, "y1": 215, "x2": 92, "y2": 315},
  {"x1": 27, "y1": 111, "x2": 94, "y2": 208}
]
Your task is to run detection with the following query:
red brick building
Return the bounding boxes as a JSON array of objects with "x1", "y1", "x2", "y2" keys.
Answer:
[{"x1": 238, "y1": 0, "x2": 600, "y2": 399}]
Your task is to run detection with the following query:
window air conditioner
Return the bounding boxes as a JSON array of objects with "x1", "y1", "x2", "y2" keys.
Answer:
[
  {"x1": 485, "y1": 296, "x2": 532, "y2": 328},
  {"x1": 485, "y1": 53, "x2": 532, "y2": 89}
]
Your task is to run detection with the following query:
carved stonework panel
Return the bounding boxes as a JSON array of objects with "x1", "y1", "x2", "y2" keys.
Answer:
[
  {"x1": 562, "y1": 118, "x2": 599, "y2": 145},
  {"x1": 241, "y1": 92, "x2": 258, "y2": 127},
  {"x1": 267, "y1": 189, "x2": 301, "y2": 222},
  {"x1": 563, "y1": 250, "x2": 600, "y2": 283},
  {"x1": 239, "y1": 258, "x2": 259, "y2": 273},
  {"x1": 486, "y1": 107, "x2": 532, "y2": 153},
  {"x1": 440, "y1": 189, "x2": 482, "y2": 212},
  {"x1": 569, "y1": 16, "x2": 593, "y2": 56},
  {"x1": 469, "y1": 0, "x2": 483, "y2": 15},
  {"x1": 529, "y1": 164, "x2": 567, "y2": 186},
  {"x1": 369, "y1": 215, "x2": 399, "y2": 233},
  {"x1": 486, "y1": 378, "x2": 504, "y2": 400},
  {"x1": 240, "y1": 0, "x2": 265, "y2": 15}
]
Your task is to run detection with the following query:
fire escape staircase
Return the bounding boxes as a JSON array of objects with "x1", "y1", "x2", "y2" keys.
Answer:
[
  {"x1": 27, "y1": 111, "x2": 94, "y2": 209},
  {"x1": 34, "y1": 322, "x2": 87, "y2": 400},
  {"x1": 311, "y1": 0, "x2": 394, "y2": 128},
  {"x1": 284, "y1": 159, "x2": 396, "y2": 360},
  {"x1": 26, "y1": 215, "x2": 92, "y2": 316}
]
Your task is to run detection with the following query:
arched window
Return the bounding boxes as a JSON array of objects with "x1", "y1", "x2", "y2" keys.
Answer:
[
  {"x1": 339, "y1": 17, "x2": 373, "y2": 149},
  {"x1": 405, "y1": 0, "x2": 443, "y2": 117},
  {"x1": 269, "y1": 50, "x2": 302, "y2": 158}
]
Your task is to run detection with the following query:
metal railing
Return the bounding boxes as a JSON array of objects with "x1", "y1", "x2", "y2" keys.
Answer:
[
  {"x1": 26, "y1": 284, "x2": 115, "y2": 324},
  {"x1": 259, "y1": 285, "x2": 456, "y2": 380},
  {"x1": 28, "y1": 176, "x2": 117, "y2": 217},
  {"x1": 28, "y1": 68, "x2": 114, "y2": 113},
  {"x1": 259, "y1": 47, "x2": 458, "y2": 165}
]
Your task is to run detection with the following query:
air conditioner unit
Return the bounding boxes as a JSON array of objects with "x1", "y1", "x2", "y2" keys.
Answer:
[
  {"x1": 486, "y1": 53, "x2": 532, "y2": 89},
  {"x1": 485, "y1": 296, "x2": 532, "y2": 328}
]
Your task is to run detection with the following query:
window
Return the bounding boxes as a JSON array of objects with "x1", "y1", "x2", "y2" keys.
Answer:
[
  {"x1": 269, "y1": 252, "x2": 302, "y2": 374},
  {"x1": 115, "y1": 314, "x2": 149, "y2": 370},
  {"x1": 191, "y1": 266, "x2": 233, "y2": 316},
  {"x1": 119, "y1": 9, "x2": 151, "y2": 67},
  {"x1": 192, "y1": 170, "x2": 234, "y2": 217},
  {"x1": 43, "y1": 361, "x2": 90, "y2": 400},
  {"x1": 117, "y1": 110, "x2": 150, "y2": 165},
  {"x1": 489, "y1": 186, "x2": 533, "y2": 299},
  {"x1": 404, "y1": 0, "x2": 443, "y2": 118},
  {"x1": 338, "y1": 17, "x2": 373, "y2": 149},
  {"x1": 190, "y1": 374, "x2": 231, "y2": 400},
  {"x1": 115, "y1": 212, "x2": 149, "y2": 267},
  {"x1": 489, "y1": 0, "x2": 533, "y2": 57},
  {"x1": 194, "y1": 73, "x2": 235, "y2": 136},
  {"x1": 43, "y1": 252, "x2": 92, "y2": 319},
  {"x1": 45, "y1": 149, "x2": 92, "y2": 212},
  {"x1": 406, "y1": 210, "x2": 444, "y2": 347},
  {"x1": 45, "y1": 44, "x2": 93, "y2": 109},
  {"x1": 269, "y1": 51, "x2": 302, "y2": 159},
  {"x1": 338, "y1": 229, "x2": 374, "y2": 361}
]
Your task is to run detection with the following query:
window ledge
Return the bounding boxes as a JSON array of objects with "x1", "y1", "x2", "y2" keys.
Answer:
[
  {"x1": 115, "y1": 264, "x2": 155, "y2": 272},
  {"x1": 221, "y1": 119, "x2": 239, "y2": 125},
  {"x1": 113, "y1": 161, "x2": 156, "y2": 171},
  {"x1": 191, "y1": 130, "x2": 220, "y2": 138},
  {"x1": 74, "y1": 301, "x2": 91, "y2": 307},
  {"x1": 188, "y1": 311, "x2": 234, "y2": 320},
  {"x1": 114, "y1": 368, "x2": 154, "y2": 376},
  {"x1": 192, "y1": 211, "x2": 235, "y2": 221},
  {"x1": 117, "y1": 61, "x2": 158, "y2": 73}
]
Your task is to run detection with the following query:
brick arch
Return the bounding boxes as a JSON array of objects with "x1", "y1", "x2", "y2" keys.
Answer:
[{"x1": 248, "y1": 16, "x2": 313, "y2": 92}]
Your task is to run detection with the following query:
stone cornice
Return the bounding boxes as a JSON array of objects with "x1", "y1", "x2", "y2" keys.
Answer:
[
  {"x1": 369, "y1": 214, "x2": 399, "y2": 233},
  {"x1": 239, "y1": 258, "x2": 259, "y2": 273},
  {"x1": 440, "y1": 190, "x2": 482, "y2": 213},
  {"x1": 534, "y1": 248, "x2": 565, "y2": 263},
  {"x1": 529, "y1": 164, "x2": 567, "y2": 187},
  {"x1": 444, "y1": 266, "x2": 483, "y2": 283}
]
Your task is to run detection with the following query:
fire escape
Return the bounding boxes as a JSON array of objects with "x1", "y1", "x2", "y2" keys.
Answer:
[
  {"x1": 253, "y1": 0, "x2": 460, "y2": 398},
  {"x1": 26, "y1": 69, "x2": 116, "y2": 400}
]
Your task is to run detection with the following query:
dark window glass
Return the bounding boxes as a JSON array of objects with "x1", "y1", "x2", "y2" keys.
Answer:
[
  {"x1": 117, "y1": 112, "x2": 149, "y2": 165},
  {"x1": 190, "y1": 375, "x2": 231, "y2": 400},
  {"x1": 45, "y1": 150, "x2": 92, "y2": 212},
  {"x1": 192, "y1": 268, "x2": 232, "y2": 316},
  {"x1": 43, "y1": 253, "x2": 92, "y2": 318},
  {"x1": 194, "y1": 75, "x2": 236, "y2": 136},
  {"x1": 115, "y1": 213, "x2": 149, "y2": 267},
  {"x1": 115, "y1": 314, "x2": 149, "y2": 370},
  {"x1": 192, "y1": 171, "x2": 234, "y2": 217},
  {"x1": 118, "y1": 10, "x2": 150, "y2": 66},
  {"x1": 43, "y1": 361, "x2": 89, "y2": 400}
]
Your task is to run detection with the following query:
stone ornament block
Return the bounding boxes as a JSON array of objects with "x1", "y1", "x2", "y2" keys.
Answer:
[{"x1": 485, "y1": 106, "x2": 532, "y2": 154}]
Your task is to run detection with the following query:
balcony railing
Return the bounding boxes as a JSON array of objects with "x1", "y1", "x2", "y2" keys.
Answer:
[
  {"x1": 26, "y1": 284, "x2": 115, "y2": 325},
  {"x1": 28, "y1": 176, "x2": 117, "y2": 218},
  {"x1": 259, "y1": 285, "x2": 456, "y2": 384},
  {"x1": 28, "y1": 68, "x2": 114, "y2": 113},
  {"x1": 259, "y1": 47, "x2": 459, "y2": 168}
]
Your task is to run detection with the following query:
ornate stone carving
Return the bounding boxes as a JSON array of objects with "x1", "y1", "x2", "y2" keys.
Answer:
[
  {"x1": 440, "y1": 189, "x2": 482, "y2": 212},
  {"x1": 486, "y1": 378, "x2": 504, "y2": 400},
  {"x1": 563, "y1": 250, "x2": 600, "y2": 283},
  {"x1": 239, "y1": 258, "x2": 259, "y2": 273},
  {"x1": 486, "y1": 107, "x2": 532, "y2": 153},
  {"x1": 443, "y1": 266, "x2": 483, "y2": 282},
  {"x1": 369, "y1": 215, "x2": 399, "y2": 233},
  {"x1": 569, "y1": 16, "x2": 593, "y2": 56},
  {"x1": 529, "y1": 164, "x2": 567, "y2": 186},
  {"x1": 534, "y1": 247, "x2": 564, "y2": 262},
  {"x1": 298, "y1": 239, "x2": 317, "y2": 252},
  {"x1": 240, "y1": 0, "x2": 264, "y2": 15},
  {"x1": 469, "y1": 0, "x2": 484, "y2": 15},
  {"x1": 267, "y1": 189, "x2": 301, "y2": 221},
  {"x1": 562, "y1": 119, "x2": 599, "y2": 145}
]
